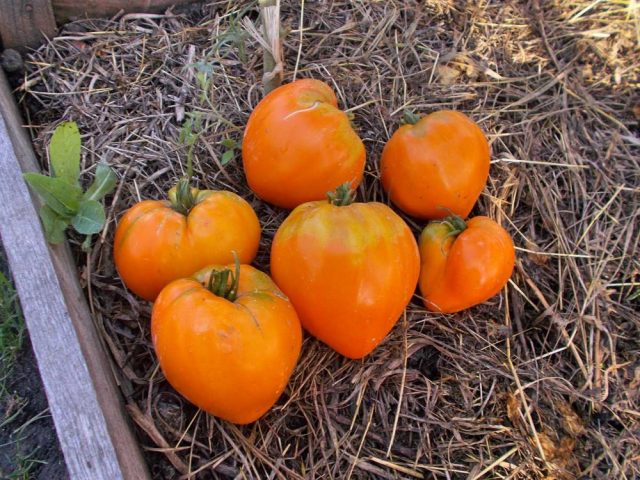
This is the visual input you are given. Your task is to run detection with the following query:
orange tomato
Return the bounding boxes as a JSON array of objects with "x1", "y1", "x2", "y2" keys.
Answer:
[
  {"x1": 271, "y1": 184, "x2": 420, "y2": 359},
  {"x1": 152, "y1": 263, "x2": 302, "y2": 424},
  {"x1": 242, "y1": 78, "x2": 366, "y2": 209},
  {"x1": 419, "y1": 215, "x2": 515, "y2": 313},
  {"x1": 114, "y1": 184, "x2": 260, "y2": 301},
  {"x1": 381, "y1": 110, "x2": 490, "y2": 219}
]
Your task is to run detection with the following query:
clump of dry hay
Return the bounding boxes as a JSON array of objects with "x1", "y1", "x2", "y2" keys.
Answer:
[{"x1": 14, "y1": 1, "x2": 639, "y2": 478}]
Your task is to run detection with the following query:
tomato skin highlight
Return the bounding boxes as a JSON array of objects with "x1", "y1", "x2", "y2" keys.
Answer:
[
  {"x1": 271, "y1": 196, "x2": 420, "y2": 359},
  {"x1": 151, "y1": 264, "x2": 302, "y2": 425},
  {"x1": 418, "y1": 216, "x2": 515, "y2": 313},
  {"x1": 114, "y1": 190, "x2": 260, "y2": 301},
  {"x1": 242, "y1": 78, "x2": 366, "y2": 209},
  {"x1": 381, "y1": 110, "x2": 490, "y2": 219}
]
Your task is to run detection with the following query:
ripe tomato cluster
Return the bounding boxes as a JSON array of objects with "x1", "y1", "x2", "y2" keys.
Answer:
[{"x1": 113, "y1": 78, "x2": 515, "y2": 424}]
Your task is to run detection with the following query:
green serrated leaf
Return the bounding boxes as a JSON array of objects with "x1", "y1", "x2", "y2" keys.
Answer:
[
  {"x1": 72, "y1": 200, "x2": 105, "y2": 235},
  {"x1": 24, "y1": 173, "x2": 82, "y2": 217},
  {"x1": 49, "y1": 121, "x2": 81, "y2": 185},
  {"x1": 196, "y1": 71, "x2": 209, "y2": 89},
  {"x1": 38, "y1": 205, "x2": 68, "y2": 244},
  {"x1": 220, "y1": 138, "x2": 236, "y2": 149},
  {"x1": 179, "y1": 119, "x2": 195, "y2": 146},
  {"x1": 191, "y1": 60, "x2": 215, "y2": 75},
  {"x1": 83, "y1": 164, "x2": 117, "y2": 202},
  {"x1": 221, "y1": 150, "x2": 234, "y2": 165}
]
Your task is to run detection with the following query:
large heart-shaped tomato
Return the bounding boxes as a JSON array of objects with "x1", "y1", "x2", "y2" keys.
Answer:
[
  {"x1": 114, "y1": 183, "x2": 260, "y2": 301},
  {"x1": 419, "y1": 215, "x2": 515, "y2": 313},
  {"x1": 152, "y1": 263, "x2": 302, "y2": 424},
  {"x1": 242, "y1": 78, "x2": 366, "y2": 209},
  {"x1": 271, "y1": 184, "x2": 420, "y2": 359},
  {"x1": 381, "y1": 110, "x2": 490, "y2": 219}
]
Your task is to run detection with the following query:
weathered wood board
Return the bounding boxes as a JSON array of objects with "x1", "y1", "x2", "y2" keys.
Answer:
[
  {"x1": 0, "y1": 0, "x2": 57, "y2": 50},
  {"x1": 0, "y1": 72, "x2": 150, "y2": 479},
  {"x1": 52, "y1": 0, "x2": 200, "y2": 22}
]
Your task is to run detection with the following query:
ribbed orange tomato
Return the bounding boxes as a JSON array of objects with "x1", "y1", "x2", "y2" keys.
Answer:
[
  {"x1": 419, "y1": 215, "x2": 515, "y2": 313},
  {"x1": 381, "y1": 110, "x2": 490, "y2": 219},
  {"x1": 271, "y1": 184, "x2": 420, "y2": 359},
  {"x1": 114, "y1": 182, "x2": 260, "y2": 301},
  {"x1": 152, "y1": 263, "x2": 302, "y2": 424},
  {"x1": 242, "y1": 78, "x2": 366, "y2": 209}
]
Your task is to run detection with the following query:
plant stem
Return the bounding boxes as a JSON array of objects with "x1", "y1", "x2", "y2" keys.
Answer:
[
  {"x1": 440, "y1": 215, "x2": 467, "y2": 237},
  {"x1": 205, "y1": 253, "x2": 241, "y2": 301},
  {"x1": 171, "y1": 178, "x2": 195, "y2": 215}
]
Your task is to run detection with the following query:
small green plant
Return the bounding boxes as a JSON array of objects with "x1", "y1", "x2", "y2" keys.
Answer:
[
  {"x1": 220, "y1": 138, "x2": 240, "y2": 166},
  {"x1": 211, "y1": 5, "x2": 252, "y2": 63},
  {"x1": 23, "y1": 121, "x2": 116, "y2": 251},
  {"x1": 179, "y1": 112, "x2": 205, "y2": 171},
  {"x1": 190, "y1": 59, "x2": 215, "y2": 104}
]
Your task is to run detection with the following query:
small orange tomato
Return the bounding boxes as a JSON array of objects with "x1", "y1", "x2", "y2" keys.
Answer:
[
  {"x1": 242, "y1": 78, "x2": 366, "y2": 209},
  {"x1": 381, "y1": 110, "x2": 490, "y2": 219},
  {"x1": 151, "y1": 263, "x2": 302, "y2": 424},
  {"x1": 418, "y1": 215, "x2": 515, "y2": 313},
  {"x1": 114, "y1": 182, "x2": 260, "y2": 301},
  {"x1": 271, "y1": 184, "x2": 420, "y2": 359}
]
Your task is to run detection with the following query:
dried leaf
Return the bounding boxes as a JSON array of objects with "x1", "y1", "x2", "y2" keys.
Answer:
[
  {"x1": 527, "y1": 242, "x2": 549, "y2": 266},
  {"x1": 532, "y1": 431, "x2": 576, "y2": 471},
  {"x1": 436, "y1": 65, "x2": 461, "y2": 85},
  {"x1": 506, "y1": 392, "x2": 521, "y2": 425},
  {"x1": 536, "y1": 431, "x2": 558, "y2": 459},
  {"x1": 557, "y1": 437, "x2": 576, "y2": 465},
  {"x1": 556, "y1": 400, "x2": 585, "y2": 437}
]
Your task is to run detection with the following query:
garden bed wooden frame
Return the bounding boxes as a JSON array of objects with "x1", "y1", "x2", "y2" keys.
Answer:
[
  {"x1": 0, "y1": 68, "x2": 150, "y2": 480},
  {"x1": 0, "y1": 1, "x2": 199, "y2": 478}
]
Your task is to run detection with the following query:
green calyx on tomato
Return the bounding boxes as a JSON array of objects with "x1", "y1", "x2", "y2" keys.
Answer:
[
  {"x1": 169, "y1": 178, "x2": 197, "y2": 215},
  {"x1": 167, "y1": 133, "x2": 201, "y2": 215},
  {"x1": 401, "y1": 110, "x2": 421, "y2": 126},
  {"x1": 326, "y1": 182, "x2": 356, "y2": 207},
  {"x1": 421, "y1": 214, "x2": 468, "y2": 251},
  {"x1": 439, "y1": 214, "x2": 468, "y2": 237},
  {"x1": 204, "y1": 253, "x2": 241, "y2": 301},
  {"x1": 167, "y1": 179, "x2": 214, "y2": 216}
]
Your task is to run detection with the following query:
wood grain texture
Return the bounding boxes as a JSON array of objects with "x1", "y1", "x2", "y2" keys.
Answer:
[
  {"x1": 0, "y1": 72, "x2": 150, "y2": 479},
  {"x1": 52, "y1": 0, "x2": 199, "y2": 22},
  {"x1": 0, "y1": 0, "x2": 57, "y2": 50}
]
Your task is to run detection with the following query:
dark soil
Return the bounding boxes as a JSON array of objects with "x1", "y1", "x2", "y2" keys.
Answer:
[
  {"x1": 0, "y1": 341, "x2": 68, "y2": 480},
  {"x1": 0, "y1": 246, "x2": 67, "y2": 480}
]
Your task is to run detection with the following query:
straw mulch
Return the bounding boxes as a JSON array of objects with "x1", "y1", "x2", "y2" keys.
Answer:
[{"x1": 16, "y1": 1, "x2": 639, "y2": 478}]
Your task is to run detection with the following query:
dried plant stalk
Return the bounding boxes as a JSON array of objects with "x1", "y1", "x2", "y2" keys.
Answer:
[{"x1": 243, "y1": 0, "x2": 283, "y2": 94}]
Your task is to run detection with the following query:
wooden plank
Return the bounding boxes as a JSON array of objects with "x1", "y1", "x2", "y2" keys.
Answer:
[
  {"x1": 52, "y1": 0, "x2": 199, "y2": 23},
  {"x1": 0, "y1": 0, "x2": 57, "y2": 51},
  {"x1": 0, "y1": 73, "x2": 150, "y2": 479}
]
